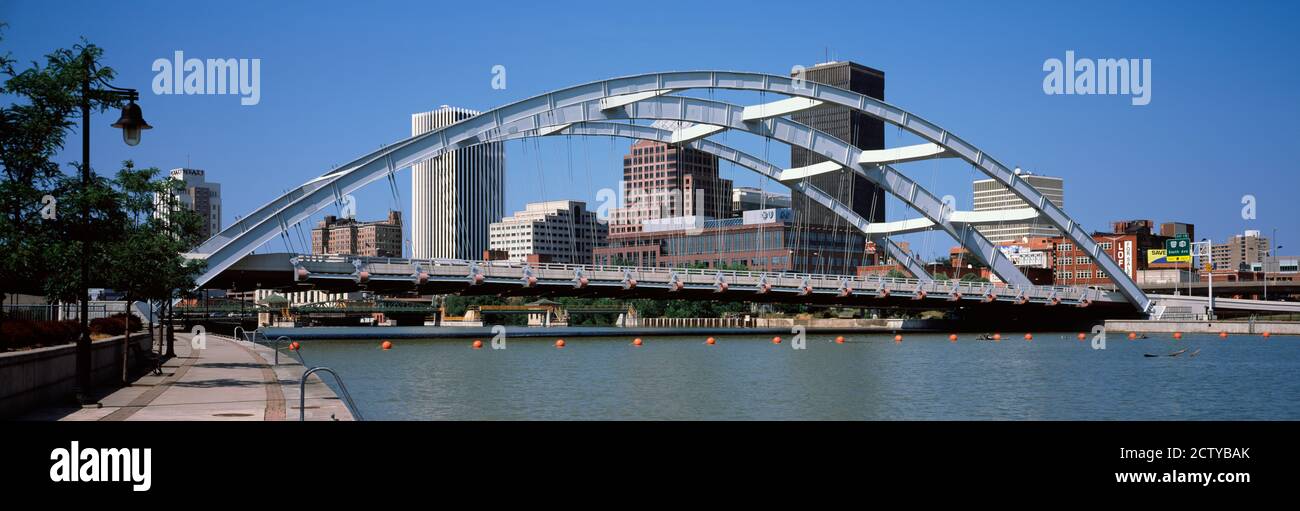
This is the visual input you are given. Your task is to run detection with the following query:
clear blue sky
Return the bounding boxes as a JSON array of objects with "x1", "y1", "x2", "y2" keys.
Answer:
[{"x1": 3, "y1": 0, "x2": 1298, "y2": 260}]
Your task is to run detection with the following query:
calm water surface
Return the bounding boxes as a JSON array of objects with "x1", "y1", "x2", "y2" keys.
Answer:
[{"x1": 288, "y1": 332, "x2": 1300, "y2": 420}]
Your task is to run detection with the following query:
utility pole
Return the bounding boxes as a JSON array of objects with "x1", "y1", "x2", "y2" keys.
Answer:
[{"x1": 1192, "y1": 239, "x2": 1214, "y2": 321}]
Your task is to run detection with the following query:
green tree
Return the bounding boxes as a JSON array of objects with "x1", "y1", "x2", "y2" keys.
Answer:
[
  {"x1": 884, "y1": 269, "x2": 909, "y2": 279},
  {"x1": 442, "y1": 295, "x2": 506, "y2": 316},
  {"x1": 0, "y1": 36, "x2": 122, "y2": 309},
  {"x1": 2, "y1": 36, "x2": 205, "y2": 364},
  {"x1": 107, "y1": 162, "x2": 204, "y2": 362}
]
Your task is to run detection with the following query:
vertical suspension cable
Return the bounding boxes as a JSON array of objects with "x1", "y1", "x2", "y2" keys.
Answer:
[
  {"x1": 760, "y1": 122, "x2": 771, "y2": 273},
  {"x1": 565, "y1": 135, "x2": 577, "y2": 265},
  {"x1": 582, "y1": 132, "x2": 595, "y2": 266}
]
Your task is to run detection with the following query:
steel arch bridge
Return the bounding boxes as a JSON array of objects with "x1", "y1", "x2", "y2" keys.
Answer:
[{"x1": 188, "y1": 71, "x2": 1152, "y2": 313}]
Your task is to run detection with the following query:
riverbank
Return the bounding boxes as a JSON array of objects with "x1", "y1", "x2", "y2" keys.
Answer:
[
  {"x1": 19, "y1": 333, "x2": 353, "y2": 421},
  {"x1": 1105, "y1": 319, "x2": 1300, "y2": 335},
  {"x1": 260, "y1": 319, "x2": 953, "y2": 341}
]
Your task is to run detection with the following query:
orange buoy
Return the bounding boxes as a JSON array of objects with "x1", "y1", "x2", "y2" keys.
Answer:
[
  {"x1": 1173, "y1": 332, "x2": 1182, "y2": 340},
  {"x1": 1024, "y1": 333, "x2": 1033, "y2": 341},
  {"x1": 1127, "y1": 332, "x2": 1137, "y2": 340},
  {"x1": 472, "y1": 339, "x2": 483, "y2": 349},
  {"x1": 1219, "y1": 331, "x2": 1228, "y2": 339},
  {"x1": 949, "y1": 334, "x2": 958, "y2": 342},
  {"x1": 772, "y1": 336, "x2": 782, "y2": 344},
  {"x1": 289, "y1": 341, "x2": 300, "y2": 351},
  {"x1": 381, "y1": 340, "x2": 393, "y2": 350},
  {"x1": 1078, "y1": 333, "x2": 1087, "y2": 341},
  {"x1": 835, "y1": 336, "x2": 845, "y2": 344},
  {"x1": 555, "y1": 339, "x2": 566, "y2": 348},
  {"x1": 633, "y1": 338, "x2": 643, "y2": 346},
  {"x1": 893, "y1": 334, "x2": 903, "y2": 343},
  {"x1": 1262, "y1": 331, "x2": 1271, "y2": 338},
  {"x1": 992, "y1": 333, "x2": 1001, "y2": 341},
  {"x1": 706, "y1": 337, "x2": 716, "y2": 345}
]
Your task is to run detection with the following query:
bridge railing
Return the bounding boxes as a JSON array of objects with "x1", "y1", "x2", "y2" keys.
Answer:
[{"x1": 292, "y1": 255, "x2": 1117, "y2": 302}]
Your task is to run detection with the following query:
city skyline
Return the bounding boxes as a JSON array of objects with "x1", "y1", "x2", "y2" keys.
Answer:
[{"x1": 2, "y1": 1, "x2": 1298, "y2": 262}]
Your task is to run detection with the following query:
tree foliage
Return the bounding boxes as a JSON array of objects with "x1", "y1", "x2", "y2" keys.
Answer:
[{"x1": 1, "y1": 33, "x2": 205, "y2": 313}]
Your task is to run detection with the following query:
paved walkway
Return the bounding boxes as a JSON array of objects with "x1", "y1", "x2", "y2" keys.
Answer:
[{"x1": 22, "y1": 333, "x2": 353, "y2": 421}]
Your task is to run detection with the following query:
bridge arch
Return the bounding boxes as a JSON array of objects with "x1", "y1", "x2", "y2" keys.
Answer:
[{"x1": 193, "y1": 71, "x2": 1149, "y2": 311}]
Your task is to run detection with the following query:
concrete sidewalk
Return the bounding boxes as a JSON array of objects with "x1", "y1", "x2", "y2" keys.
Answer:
[{"x1": 21, "y1": 333, "x2": 354, "y2": 421}]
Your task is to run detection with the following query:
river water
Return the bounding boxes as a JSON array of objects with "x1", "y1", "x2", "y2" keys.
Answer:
[{"x1": 288, "y1": 332, "x2": 1300, "y2": 420}]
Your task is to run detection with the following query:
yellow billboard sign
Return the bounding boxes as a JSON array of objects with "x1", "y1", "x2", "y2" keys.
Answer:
[{"x1": 1148, "y1": 249, "x2": 1191, "y2": 264}]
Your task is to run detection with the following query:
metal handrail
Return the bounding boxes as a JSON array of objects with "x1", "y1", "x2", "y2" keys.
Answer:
[
  {"x1": 296, "y1": 256, "x2": 1121, "y2": 302},
  {"x1": 233, "y1": 326, "x2": 255, "y2": 344},
  {"x1": 299, "y1": 366, "x2": 364, "y2": 421},
  {"x1": 271, "y1": 336, "x2": 291, "y2": 365}
]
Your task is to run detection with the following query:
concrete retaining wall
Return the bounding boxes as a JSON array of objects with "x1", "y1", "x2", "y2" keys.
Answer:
[
  {"x1": 0, "y1": 334, "x2": 152, "y2": 419},
  {"x1": 1105, "y1": 320, "x2": 1300, "y2": 335},
  {"x1": 755, "y1": 317, "x2": 947, "y2": 331}
]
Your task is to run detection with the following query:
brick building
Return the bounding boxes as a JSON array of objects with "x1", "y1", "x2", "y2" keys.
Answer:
[
  {"x1": 1049, "y1": 219, "x2": 1170, "y2": 287},
  {"x1": 311, "y1": 211, "x2": 403, "y2": 257},
  {"x1": 594, "y1": 208, "x2": 865, "y2": 273},
  {"x1": 608, "y1": 135, "x2": 732, "y2": 236}
]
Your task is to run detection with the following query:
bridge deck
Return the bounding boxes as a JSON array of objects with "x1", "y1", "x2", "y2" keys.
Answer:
[{"x1": 209, "y1": 254, "x2": 1133, "y2": 314}]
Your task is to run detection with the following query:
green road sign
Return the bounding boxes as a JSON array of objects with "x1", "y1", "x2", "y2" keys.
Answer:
[{"x1": 1166, "y1": 237, "x2": 1191, "y2": 258}]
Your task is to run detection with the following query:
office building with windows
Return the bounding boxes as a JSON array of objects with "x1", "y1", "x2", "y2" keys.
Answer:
[
  {"x1": 410, "y1": 105, "x2": 505, "y2": 259},
  {"x1": 311, "y1": 211, "x2": 403, "y2": 257},
  {"x1": 157, "y1": 168, "x2": 222, "y2": 241},
  {"x1": 489, "y1": 200, "x2": 607, "y2": 264},
  {"x1": 972, "y1": 169, "x2": 1064, "y2": 244}
]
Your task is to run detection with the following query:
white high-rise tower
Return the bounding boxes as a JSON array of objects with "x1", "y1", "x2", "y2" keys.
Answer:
[
  {"x1": 410, "y1": 106, "x2": 505, "y2": 259},
  {"x1": 155, "y1": 168, "x2": 222, "y2": 241},
  {"x1": 972, "y1": 168, "x2": 1064, "y2": 244}
]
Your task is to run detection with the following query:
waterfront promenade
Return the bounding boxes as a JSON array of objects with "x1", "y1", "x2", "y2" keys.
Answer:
[{"x1": 21, "y1": 333, "x2": 352, "y2": 421}]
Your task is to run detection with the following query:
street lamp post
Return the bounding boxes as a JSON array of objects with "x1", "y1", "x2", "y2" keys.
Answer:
[
  {"x1": 74, "y1": 51, "x2": 152, "y2": 404},
  {"x1": 1267, "y1": 242, "x2": 1284, "y2": 301},
  {"x1": 1265, "y1": 228, "x2": 1277, "y2": 301}
]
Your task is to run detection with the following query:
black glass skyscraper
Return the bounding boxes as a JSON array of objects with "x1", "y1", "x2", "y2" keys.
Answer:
[{"x1": 790, "y1": 61, "x2": 887, "y2": 227}]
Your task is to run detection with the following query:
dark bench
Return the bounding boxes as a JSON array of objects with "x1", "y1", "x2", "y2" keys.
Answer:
[{"x1": 129, "y1": 339, "x2": 163, "y2": 376}]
